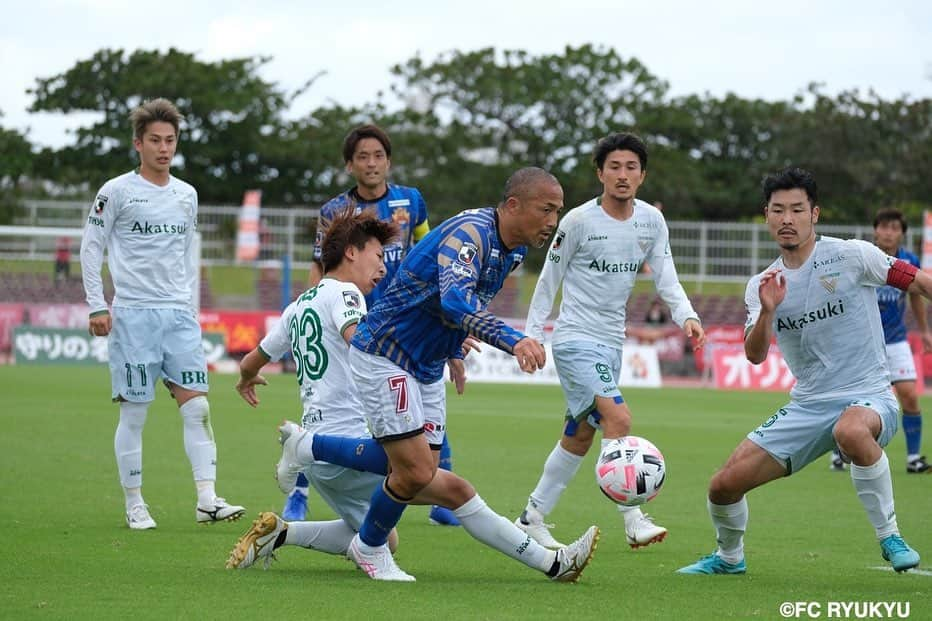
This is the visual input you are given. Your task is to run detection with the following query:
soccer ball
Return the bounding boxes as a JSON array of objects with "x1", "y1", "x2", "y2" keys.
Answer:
[{"x1": 595, "y1": 436, "x2": 666, "y2": 506}]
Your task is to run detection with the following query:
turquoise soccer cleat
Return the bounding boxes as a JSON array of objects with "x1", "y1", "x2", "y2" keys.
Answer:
[{"x1": 676, "y1": 553, "x2": 746, "y2": 575}]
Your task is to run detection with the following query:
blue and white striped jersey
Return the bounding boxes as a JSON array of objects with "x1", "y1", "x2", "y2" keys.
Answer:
[
  {"x1": 351, "y1": 207, "x2": 527, "y2": 382},
  {"x1": 313, "y1": 184, "x2": 429, "y2": 306}
]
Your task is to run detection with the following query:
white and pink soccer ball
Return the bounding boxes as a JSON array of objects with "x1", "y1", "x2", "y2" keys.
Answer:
[{"x1": 595, "y1": 436, "x2": 666, "y2": 506}]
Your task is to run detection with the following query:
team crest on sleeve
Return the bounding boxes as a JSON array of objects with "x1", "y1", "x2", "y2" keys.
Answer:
[
  {"x1": 552, "y1": 230, "x2": 565, "y2": 250},
  {"x1": 458, "y1": 242, "x2": 478, "y2": 265},
  {"x1": 94, "y1": 195, "x2": 108, "y2": 213},
  {"x1": 343, "y1": 291, "x2": 361, "y2": 308}
]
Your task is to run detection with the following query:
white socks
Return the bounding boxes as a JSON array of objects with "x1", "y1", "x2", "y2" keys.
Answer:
[
  {"x1": 709, "y1": 497, "x2": 748, "y2": 564},
  {"x1": 617, "y1": 504, "x2": 644, "y2": 524},
  {"x1": 850, "y1": 451, "x2": 899, "y2": 539},
  {"x1": 455, "y1": 494, "x2": 555, "y2": 572},
  {"x1": 179, "y1": 396, "x2": 217, "y2": 483},
  {"x1": 285, "y1": 519, "x2": 356, "y2": 555},
  {"x1": 115, "y1": 401, "x2": 148, "y2": 508},
  {"x1": 526, "y1": 442, "x2": 584, "y2": 516}
]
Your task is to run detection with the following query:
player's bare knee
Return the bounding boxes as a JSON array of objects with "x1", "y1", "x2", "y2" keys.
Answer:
[{"x1": 709, "y1": 468, "x2": 744, "y2": 502}]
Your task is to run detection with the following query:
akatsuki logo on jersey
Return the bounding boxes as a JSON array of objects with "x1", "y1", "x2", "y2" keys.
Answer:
[
  {"x1": 552, "y1": 230, "x2": 565, "y2": 250},
  {"x1": 94, "y1": 194, "x2": 108, "y2": 213},
  {"x1": 343, "y1": 291, "x2": 361, "y2": 308},
  {"x1": 458, "y1": 242, "x2": 478, "y2": 265}
]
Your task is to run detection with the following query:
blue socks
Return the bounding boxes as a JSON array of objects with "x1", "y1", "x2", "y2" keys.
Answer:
[
  {"x1": 438, "y1": 434, "x2": 453, "y2": 471},
  {"x1": 358, "y1": 482, "x2": 409, "y2": 546},
  {"x1": 312, "y1": 434, "x2": 388, "y2": 474},
  {"x1": 902, "y1": 412, "x2": 922, "y2": 456}
]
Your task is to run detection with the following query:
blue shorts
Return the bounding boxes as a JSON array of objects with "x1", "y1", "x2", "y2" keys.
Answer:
[
  {"x1": 552, "y1": 340, "x2": 622, "y2": 422},
  {"x1": 747, "y1": 391, "x2": 899, "y2": 474},
  {"x1": 109, "y1": 307, "x2": 209, "y2": 402}
]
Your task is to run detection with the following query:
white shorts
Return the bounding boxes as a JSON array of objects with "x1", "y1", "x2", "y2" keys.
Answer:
[
  {"x1": 305, "y1": 463, "x2": 384, "y2": 531},
  {"x1": 348, "y1": 347, "x2": 446, "y2": 447},
  {"x1": 552, "y1": 340, "x2": 622, "y2": 421},
  {"x1": 885, "y1": 340, "x2": 917, "y2": 383},
  {"x1": 747, "y1": 391, "x2": 899, "y2": 475},
  {"x1": 109, "y1": 307, "x2": 208, "y2": 402}
]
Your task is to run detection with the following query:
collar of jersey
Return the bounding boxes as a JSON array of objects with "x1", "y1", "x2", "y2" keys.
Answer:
[{"x1": 349, "y1": 185, "x2": 390, "y2": 204}]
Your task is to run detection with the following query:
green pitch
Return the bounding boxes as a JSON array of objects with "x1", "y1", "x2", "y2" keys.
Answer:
[{"x1": 2, "y1": 366, "x2": 930, "y2": 620}]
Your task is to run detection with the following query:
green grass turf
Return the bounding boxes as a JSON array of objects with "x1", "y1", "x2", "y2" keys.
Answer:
[{"x1": 2, "y1": 366, "x2": 930, "y2": 620}]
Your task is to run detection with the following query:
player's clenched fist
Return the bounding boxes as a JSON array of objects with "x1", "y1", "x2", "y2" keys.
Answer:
[
  {"x1": 88, "y1": 312, "x2": 112, "y2": 337},
  {"x1": 514, "y1": 337, "x2": 546, "y2": 373}
]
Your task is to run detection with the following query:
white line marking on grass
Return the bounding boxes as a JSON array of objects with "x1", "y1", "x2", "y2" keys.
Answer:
[{"x1": 870, "y1": 566, "x2": 932, "y2": 576}]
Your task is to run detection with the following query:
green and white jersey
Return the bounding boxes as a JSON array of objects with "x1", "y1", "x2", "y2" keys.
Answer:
[
  {"x1": 80, "y1": 170, "x2": 198, "y2": 314},
  {"x1": 260, "y1": 278, "x2": 369, "y2": 436},
  {"x1": 745, "y1": 236, "x2": 894, "y2": 401},
  {"x1": 527, "y1": 197, "x2": 698, "y2": 347}
]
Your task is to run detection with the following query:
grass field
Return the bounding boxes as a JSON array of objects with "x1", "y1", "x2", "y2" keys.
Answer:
[{"x1": 3, "y1": 366, "x2": 931, "y2": 620}]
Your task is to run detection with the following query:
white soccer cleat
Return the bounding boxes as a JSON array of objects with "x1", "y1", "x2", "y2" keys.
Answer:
[
  {"x1": 197, "y1": 497, "x2": 246, "y2": 524},
  {"x1": 226, "y1": 512, "x2": 286, "y2": 569},
  {"x1": 550, "y1": 525, "x2": 600, "y2": 583},
  {"x1": 276, "y1": 420, "x2": 308, "y2": 494},
  {"x1": 624, "y1": 512, "x2": 667, "y2": 548},
  {"x1": 514, "y1": 512, "x2": 565, "y2": 550},
  {"x1": 346, "y1": 533, "x2": 416, "y2": 582},
  {"x1": 126, "y1": 503, "x2": 157, "y2": 530}
]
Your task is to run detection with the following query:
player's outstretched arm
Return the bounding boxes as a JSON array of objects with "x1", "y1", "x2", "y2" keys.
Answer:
[{"x1": 236, "y1": 348, "x2": 270, "y2": 407}]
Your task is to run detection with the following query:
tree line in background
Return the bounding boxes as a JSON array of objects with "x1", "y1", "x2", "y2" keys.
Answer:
[{"x1": 1, "y1": 45, "x2": 929, "y2": 226}]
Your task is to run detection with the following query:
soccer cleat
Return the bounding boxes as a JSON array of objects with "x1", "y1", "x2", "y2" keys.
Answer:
[
  {"x1": 625, "y1": 513, "x2": 668, "y2": 548},
  {"x1": 906, "y1": 456, "x2": 930, "y2": 474},
  {"x1": 346, "y1": 533, "x2": 416, "y2": 582},
  {"x1": 428, "y1": 505, "x2": 461, "y2": 526},
  {"x1": 880, "y1": 534, "x2": 920, "y2": 572},
  {"x1": 226, "y1": 512, "x2": 287, "y2": 569},
  {"x1": 126, "y1": 503, "x2": 157, "y2": 530},
  {"x1": 829, "y1": 449, "x2": 848, "y2": 471},
  {"x1": 514, "y1": 511, "x2": 565, "y2": 550},
  {"x1": 676, "y1": 553, "x2": 747, "y2": 574},
  {"x1": 281, "y1": 489, "x2": 309, "y2": 521},
  {"x1": 550, "y1": 525, "x2": 600, "y2": 583},
  {"x1": 197, "y1": 497, "x2": 246, "y2": 524},
  {"x1": 276, "y1": 420, "x2": 309, "y2": 494}
]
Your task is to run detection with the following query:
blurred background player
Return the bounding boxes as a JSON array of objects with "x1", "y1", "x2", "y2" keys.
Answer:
[
  {"x1": 286, "y1": 125, "x2": 461, "y2": 526},
  {"x1": 830, "y1": 208, "x2": 932, "y2": 473},
  {"x1": 678, "y1": 167, "x2": 922, "y2": 575},
  {"x1": 515, "y1": 133, "x2": 704, "y2": 550},
  {"x1": 227, "y1": 208, "x2": 401, "y2": 569},
  {"x1": 276, "y1": 167, "x2": 599, "y2": 582},
  {"x1": 80, "y1": 98, "x2": 244, "y2": 530}
]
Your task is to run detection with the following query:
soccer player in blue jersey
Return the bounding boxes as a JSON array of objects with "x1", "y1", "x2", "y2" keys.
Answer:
[
  {"x1": 275, "y1": 167, "x2": 600, "y2": 582},
  {"x1": 679, "y1": 167, "x2": 924, "y2": 575},
  {"x1": 830, "y1": 208, "x2": 932, "y2": 473},
  {"x1": 284, "y1": 124, "x2": 460, "y2": 526}
]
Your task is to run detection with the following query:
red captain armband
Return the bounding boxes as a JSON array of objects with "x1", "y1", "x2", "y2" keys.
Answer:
[{"x1": 887, "y1": 259, "x2": 918, "y2": 291}]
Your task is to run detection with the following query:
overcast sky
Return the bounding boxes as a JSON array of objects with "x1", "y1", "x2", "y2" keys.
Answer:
[{"x1": 3, "y1": 0, "x2": 930, "y2": 148}]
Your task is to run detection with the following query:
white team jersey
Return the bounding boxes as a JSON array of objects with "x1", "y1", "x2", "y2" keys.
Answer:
[
  {"x1": 260, "y1": 279, "x2": 369, "y2": 436},
  {"x1": 80, "y1": 171, "x2": 198, "y2": 313},
  {"x1": 527, "y1": 197, "x2": 699, "y2": 346},
  {"x1": 745, "y1": 236, "x2": 895, "y2": 401}
]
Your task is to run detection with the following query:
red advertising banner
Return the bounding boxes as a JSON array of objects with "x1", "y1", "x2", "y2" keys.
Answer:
[
  {"x1": 0, "y1": 303, "x2": 25, "y2": 352},
  {"x1": 198, "y1": 310, "x2": 279, "y2": 353},
  {"x1": 712, "y1": 344, "x2": 796, "y2": 391}
]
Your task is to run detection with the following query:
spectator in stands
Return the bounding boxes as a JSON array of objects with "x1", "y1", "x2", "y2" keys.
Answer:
[
  {"x1": 80, "y1": 97, "x2": 244, "y2": 531},
  {"x1": 645, "y1": 297, "x2": 669, "y2": 326},
  {"x1": 54, "y1": 237, "x2": 71, "y2": 282}
]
